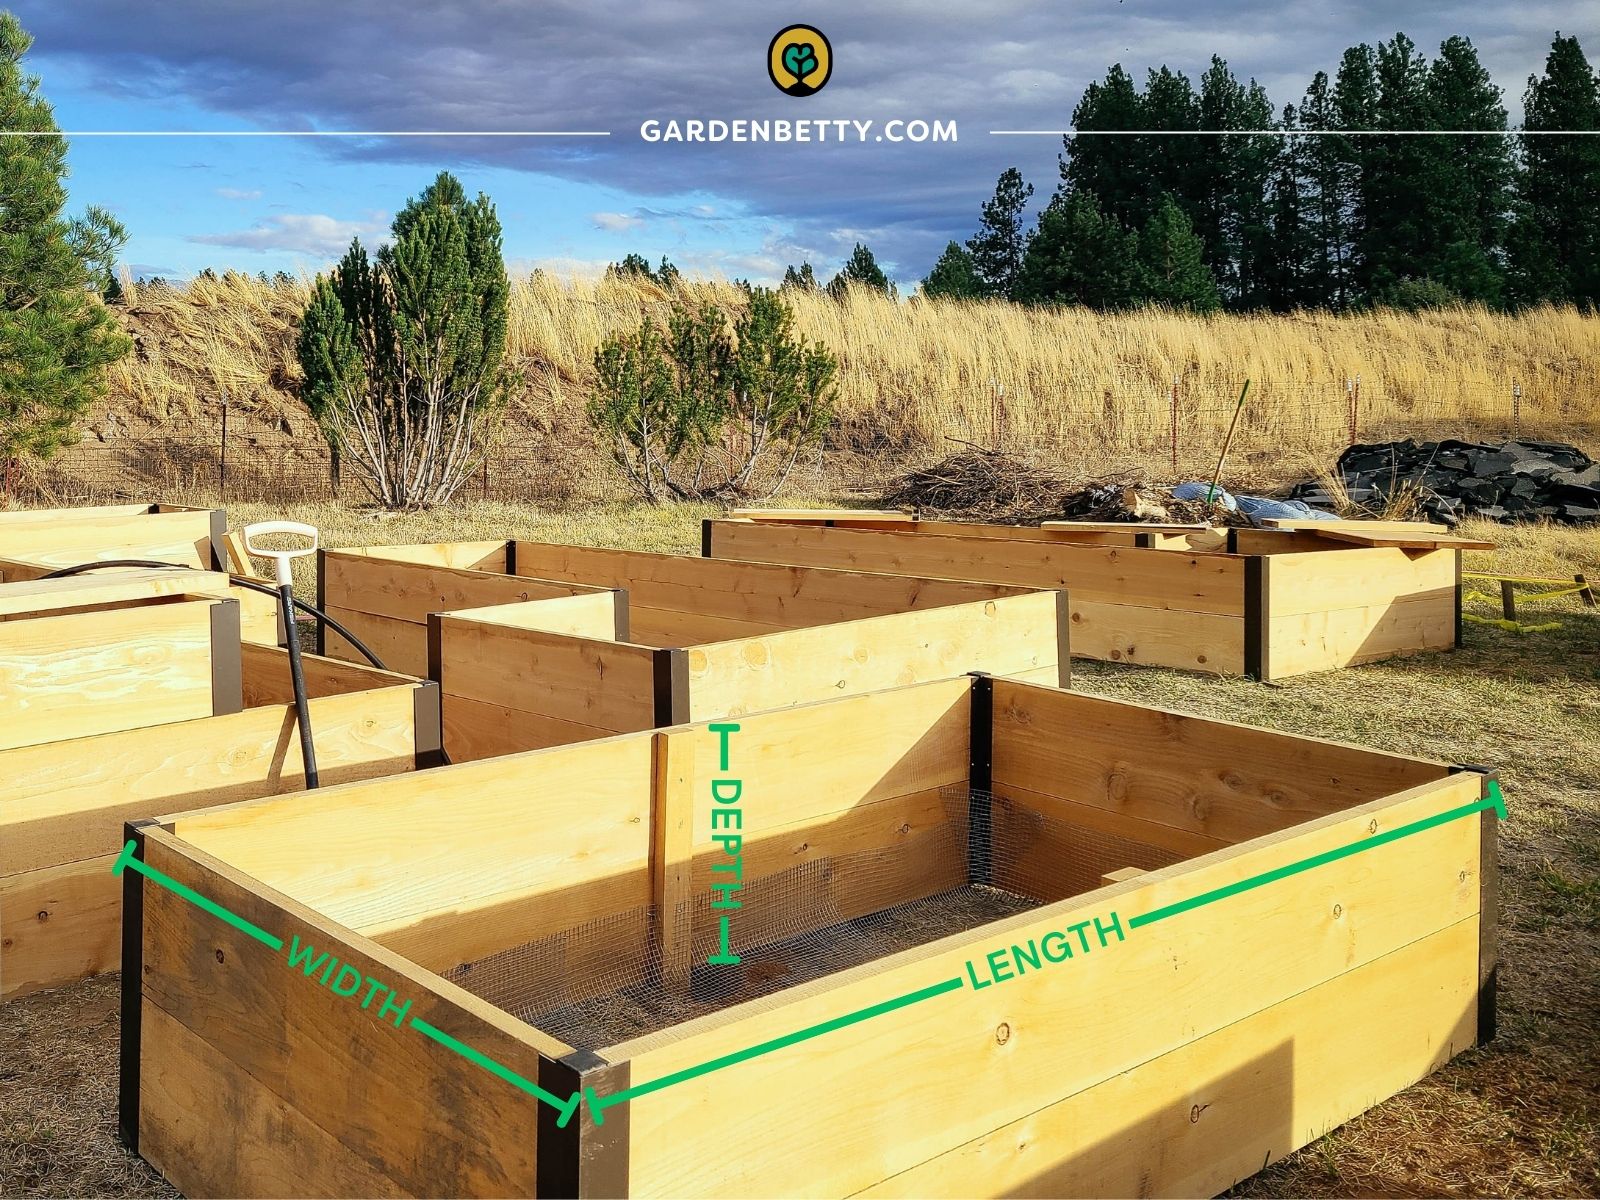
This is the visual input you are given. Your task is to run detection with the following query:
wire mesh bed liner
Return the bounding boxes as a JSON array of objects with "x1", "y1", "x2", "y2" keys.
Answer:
[{"x1": 441, "y1": 789, "x2": 1184, "y2": 1049}]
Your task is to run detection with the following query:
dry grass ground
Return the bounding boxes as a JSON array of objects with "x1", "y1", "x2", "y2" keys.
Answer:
[{"x1": 2, "y1": 503, "x2": 1595, "y2": 1198}]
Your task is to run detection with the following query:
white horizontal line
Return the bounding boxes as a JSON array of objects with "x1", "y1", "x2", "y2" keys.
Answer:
[
  {"x1": 990, "y1": 129, "x2": 1596, "y2": 136},
  {"x1": 0, "y1": 130, "x2": 612, "y2": 137}
]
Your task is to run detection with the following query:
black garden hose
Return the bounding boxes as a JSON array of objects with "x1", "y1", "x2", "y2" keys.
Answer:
[{"x1": 36, "y1": 558, "x2": 390, "y2": 672}]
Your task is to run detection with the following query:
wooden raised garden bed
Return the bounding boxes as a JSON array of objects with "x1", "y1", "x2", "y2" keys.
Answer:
[
  {"x1": 122, "y1": 675, "x2": 1498, "y2": 1197},
  {"x1": 321, "y1": 540, "x2": 1067, "y2": 760},
  {"x1": 0, "y1": 571, "x2": 439, "y2": 1000},
  {"x1": 705, "y1": 513, "x2": 1490, "y2": 679},
  {"x1": 0, "y1": 501, "x2": 280, "y2": 642}
]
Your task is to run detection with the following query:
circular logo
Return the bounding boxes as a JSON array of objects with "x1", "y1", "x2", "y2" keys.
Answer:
[{"x1": 768, "y1": 25, "x2": 832, "y2": 97}]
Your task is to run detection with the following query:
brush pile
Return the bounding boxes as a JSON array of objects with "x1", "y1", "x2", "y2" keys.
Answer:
[
  {"x1": 879, "y1": 448, "x2": 1072, "y2": 523},
  {"x1": 880, "y1": 449, "x2": 1240, "y2": 525}
]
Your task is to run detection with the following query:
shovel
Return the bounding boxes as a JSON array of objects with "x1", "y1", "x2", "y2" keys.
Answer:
[{"x1": 243, "y1": 521, "x2": 321, "y2": 788}]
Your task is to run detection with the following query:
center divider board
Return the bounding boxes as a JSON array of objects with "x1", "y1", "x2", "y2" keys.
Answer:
[
  {"x1": 659, "y1": 681, "x2": 972, "y2": 968},
  {"x1": 603, "y1": 769, "x2": 1484, "y2": 1198},
  {"x1": 510, "y1": 540, "x2": 1038, "y2": 635},
  {"x1": 319, "y1": 544, "x2": 613, "y2": 676}
]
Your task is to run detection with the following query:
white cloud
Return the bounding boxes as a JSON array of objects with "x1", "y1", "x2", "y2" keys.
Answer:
[
  {"x1": 215, "y1": 187, "x2": 263, "y2": 201},
  {"x1": 189, "y1": 213, "x2": 385, "y2": 257},
  {"x1": 591, "y1": 211, "x2": 645, "y2": 233}
]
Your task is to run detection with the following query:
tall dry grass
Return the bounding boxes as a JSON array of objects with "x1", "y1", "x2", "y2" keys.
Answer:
[{"x1": 107, "y1": 272, "x2": 1600, "y2": 463}]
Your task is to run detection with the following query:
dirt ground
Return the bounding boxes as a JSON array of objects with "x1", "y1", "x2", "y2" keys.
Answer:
[{"x1": 2, "y1": 506, "x2": 1596, "y2": 1198}]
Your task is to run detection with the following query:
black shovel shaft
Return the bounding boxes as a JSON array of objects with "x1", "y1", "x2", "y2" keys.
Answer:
[{"x1": 279, "y1": 581, "x2": 320, "y2": 789}]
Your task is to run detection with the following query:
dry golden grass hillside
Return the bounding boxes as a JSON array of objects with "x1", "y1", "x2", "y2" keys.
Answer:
[{"x1": 90, "y1": 272, "x2": 1600, "y2": 495}]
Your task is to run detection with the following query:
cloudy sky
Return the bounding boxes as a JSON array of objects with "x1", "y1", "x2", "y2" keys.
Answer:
[{"x1": 12, "y1": 1, "x2": 1596, "y2": 284}]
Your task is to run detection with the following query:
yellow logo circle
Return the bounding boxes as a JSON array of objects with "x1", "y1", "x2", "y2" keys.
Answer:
[{"x1": 768, "y1": 25, "x2": 832, "y2": 97}]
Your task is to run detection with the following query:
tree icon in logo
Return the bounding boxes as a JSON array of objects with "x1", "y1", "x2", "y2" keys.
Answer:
[
  {"x1": 782, "y1": 42, "x2": 818, "y2": 83},
  {"x1": 769, "y1": 26, "x2": 832, "y2": 96}
]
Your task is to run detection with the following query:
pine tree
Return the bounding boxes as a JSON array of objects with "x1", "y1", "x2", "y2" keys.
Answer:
[
  {"x1": 781, "y1": 262, "x2": 818, "y2": 290},
  {"x1": 1296, "y1": 71, "x2": 1357, "y2": 308},
  {"x1": 827, "y1": 243, "x2": 895, "y2": 298},
  {"x1": 1195, "y1": 57, "x2": 1279, "y2": 307},
  {"x1": 1424, "y1": 36, "x2": 1511, "y2": 304},
  {"x1": 1061, "y1": 65, "x2": 1148, "y2": 230},
  {"x1": 298, "y1": 172, "x2": 515, "y2": 508},
  {"x1": 1332, "y1": 44, "x2": 1379, "y2": 301},
  {"x1": 0, "y1": 12, "x2": 130, "y2": 469},
  {"x1": 1514, "y1": 34, "x2": 1600, "y2": 306},
  {"x1": 1014, "y1": 191, "x2": 1142, "y2": 309},
  {"x1": 921, "y1": 241, "x2": 985, "y2": 300},
  {"x1": 1138, "y1": 195, "x2": 1221, "y2": 311},
  {"x1": 1263, "y1": 104, "x2": 1312, "y2": 311},
  {"x1": 964, "y1": 168, "x2": 1033, "y2": 297},
  {"x1": 1139, "y1": 66, "x2": 1203, "y2": 222},
  {"x1": 1362, "y1": 34, "x2": 1445, "y2": 299}
]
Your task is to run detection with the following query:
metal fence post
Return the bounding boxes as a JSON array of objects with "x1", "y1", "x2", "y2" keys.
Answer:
[
  {"x1": 1169, "y1": 376, "x2": 1179, "y2": 476},
  {"x1": 218, "y1": 393, "x2": 229, "y2": 500},
  {"x1": 1512, "y1": 381, "x2": 1522, "y2": 440}
]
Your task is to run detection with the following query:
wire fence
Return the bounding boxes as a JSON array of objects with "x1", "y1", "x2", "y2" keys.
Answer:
[{"x1": 16, "y1": 380, "x2": 1599, "y2": 508}]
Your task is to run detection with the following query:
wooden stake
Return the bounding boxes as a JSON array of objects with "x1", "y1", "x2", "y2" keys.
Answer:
[{"x1": 1205, "y1": 379, "x2": 1251, "y2": 506}]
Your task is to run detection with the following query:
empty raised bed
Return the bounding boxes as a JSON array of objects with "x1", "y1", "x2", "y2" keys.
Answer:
[
  {"x1": 323, "y1": 540, "x2": 1067, "y2": 761},
  {"x1": 124, "y1": 676, "x2": 1497, "y2": 1197},
  {"x1": 705, "y1": 513, "x2": 1487, "y2": 679},
  {"x1": 0, "y1": 571, "x2": 438, "y2": 1000},
  {"x1": 0, "y1": 501, "x2": 280, "y2": 642}
]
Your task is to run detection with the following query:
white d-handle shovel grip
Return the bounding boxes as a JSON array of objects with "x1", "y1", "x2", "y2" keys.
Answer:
[{"x1": 243, "y1": 521, "x2": 319, "y2": 586}]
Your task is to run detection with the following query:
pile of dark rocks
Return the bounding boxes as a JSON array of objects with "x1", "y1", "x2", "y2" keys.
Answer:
[{"x1": 1289, "y1": 439, "x2": 1600, "y2": 524}]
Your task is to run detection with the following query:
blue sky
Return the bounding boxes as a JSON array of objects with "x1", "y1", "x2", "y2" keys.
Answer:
[{"x1": 13, "y1": 1, "x2": 1594, "y2": 285}]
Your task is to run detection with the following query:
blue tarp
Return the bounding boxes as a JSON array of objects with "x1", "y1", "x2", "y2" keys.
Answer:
[{"x1": 1170, "y1": 483, "x2": 1339, "y2": 521}]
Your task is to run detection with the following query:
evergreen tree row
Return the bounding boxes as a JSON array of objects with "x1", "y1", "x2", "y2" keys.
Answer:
[{"x1": 925, "y1": 32, "x2": 1600, "y2": 311}]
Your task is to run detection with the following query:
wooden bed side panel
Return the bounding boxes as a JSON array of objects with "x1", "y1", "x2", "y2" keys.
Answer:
[
  {"x1": 0, "y1": 852, "x2": 120, "y2": 1000},
  {"x1": 990, "y1": 678, "x2": 1452, "y2": 846},
  {"x1": 0, "y1": 508, "x2": 214, "y2": 568},
  {"x1": 433, "y1": 615, "x2": 657, "y2": 744},
  {"x1": 614, "y1": 773, "x2": 1483, "y2": 1198},
  {"x1": 322, "y1": 605, "x2": 427, "y2": 675},
  {"x1": 706, "y1": 519, "x2": 1247, "y2": 615},
  {"x1": 0, "y1": 686, "x2": 422, "y2": 1001},
  {"x1": 1065, "y1": 599, "x2": 1246, "y2": 673},
  {"x1": 514, "y1": 539, "x2": 1028, "y2": 628},
  {"x1": 135, "y1": 834, "x2": 553, "y2": 1198},
  {"x1": 0, "y1": 568, "x2": 232, "y2": 616},
  {"x1": 328, "y1": 540, "x2": 510, "y2": 570},
  {"x1": 173, "y1": 731, "x2": 656, "y2": 946},
  {"x1": 1266, "y1": 545, "x2": 1458, "y2": 617},
  {"x1": 1269, "y1": 591, "x2": 1457, "y2": 678},
  {"x1": 448, "y1": 590, "x2": 624, "y2": 639},
  {"x1": 859, "y1": 918, "x2": 1479, "y2": 1199},
  {"x1": 442, "y1": 694, "x2": 620, "y2": 760},
  {"x1": 0, "y1": 685, "x2": 422, "y2": 878},
  {"x1": 0, "y1": 503, "x2": 155, "y2": 523},
  {"x1": 320, "y1": 548, "x2": 601, "y2": 626},
  {"x1": 0, "y1": 599, "x2": 222, "y2": 751},
  {"x1": 684, "y1": 592, "x2": 1063, "y2": 722},
  {"x1": 240, "y1": 642, "x2": 422, "y2": 704}
]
